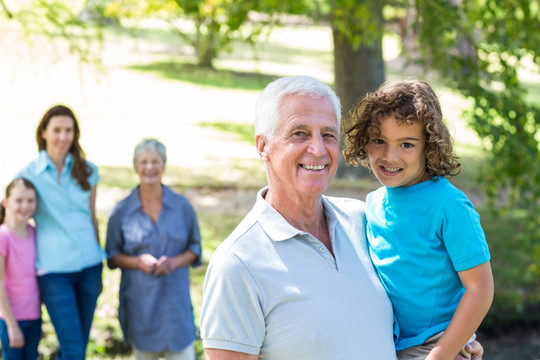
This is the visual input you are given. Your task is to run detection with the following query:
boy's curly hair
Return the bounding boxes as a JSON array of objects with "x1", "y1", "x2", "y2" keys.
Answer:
[{"x1": 343, "y1": 80, "x2": 461, "y2": 178}]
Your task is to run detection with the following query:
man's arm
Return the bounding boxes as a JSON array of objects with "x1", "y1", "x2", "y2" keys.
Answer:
[{"x1": 205, "y1": 349, "x2": 258, "y2": 360}]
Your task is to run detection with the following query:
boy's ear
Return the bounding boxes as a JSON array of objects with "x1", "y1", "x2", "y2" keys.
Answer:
[{"x1": 256, "y1": 134, "x2": 269, "y2": 161}]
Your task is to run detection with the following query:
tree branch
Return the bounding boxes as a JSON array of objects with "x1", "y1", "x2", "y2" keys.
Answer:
[{"x1": 0, "y1": 0, "x2": 14, "y2": 18}]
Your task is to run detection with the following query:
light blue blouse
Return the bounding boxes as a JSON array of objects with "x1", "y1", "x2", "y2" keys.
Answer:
[
  {"x1": 17, "y1": 150, "x2": 105, "y2": 274},
  {"x1": 105, "y1": 185, "x2": 202, "y2": 352}
]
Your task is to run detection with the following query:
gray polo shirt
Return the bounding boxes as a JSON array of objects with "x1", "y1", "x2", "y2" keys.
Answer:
[{"x1": 201, "y1": 187, "x2": 397, "y2": 359}]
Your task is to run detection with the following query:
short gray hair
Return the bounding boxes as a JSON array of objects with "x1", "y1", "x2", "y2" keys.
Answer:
[
  {"x1": 254, "y1": 76, "x2": 342, "y2": 140},
  {"x1": 133, "y1": 138, "x2": 167, "y2": 169}
]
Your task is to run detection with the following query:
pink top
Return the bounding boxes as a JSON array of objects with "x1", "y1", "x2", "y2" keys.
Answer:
[{"x1": 0, "y1": 224, "x2": 40, "y2": 320}]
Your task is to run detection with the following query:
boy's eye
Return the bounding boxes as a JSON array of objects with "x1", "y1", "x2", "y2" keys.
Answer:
[
  {"x1": 373, "y1": 138, "x2": 384, "y2": 145},
  {"x1": 401, "y1": 142, "x2": 414, "y2": 148}
]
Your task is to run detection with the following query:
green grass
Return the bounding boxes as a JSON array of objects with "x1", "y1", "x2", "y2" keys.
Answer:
[
  {"x1": 99, "y1": 160, "x2": 267, "y2": 191},
  {"x1": 199, "y1": 121, "x2": 256, "y2": 145},
  {"x1": 127, "y1": 61, "x2": 279, "y2": 91}
]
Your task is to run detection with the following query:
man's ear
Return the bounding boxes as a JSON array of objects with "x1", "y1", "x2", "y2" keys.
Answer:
[{"x1": 256, "y1": 134, "x2": 269, "y2": 161}]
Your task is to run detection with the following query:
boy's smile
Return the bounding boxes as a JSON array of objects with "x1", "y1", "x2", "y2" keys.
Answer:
[{"x1": 367, "y1": 115, "x2": 431, "y2": 187}]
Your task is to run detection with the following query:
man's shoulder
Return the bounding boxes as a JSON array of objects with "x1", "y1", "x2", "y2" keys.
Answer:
[
  {"x1": 323, "y1": 195, "x2": 366, "y2": 218},
  {"x1": 218, "y1": 209, "x2": 261, "y2": 251}
]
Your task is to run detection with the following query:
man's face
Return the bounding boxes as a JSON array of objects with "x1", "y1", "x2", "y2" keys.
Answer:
[{"x1": 257, "y1": 95, "x2": 339, "y2": 199}]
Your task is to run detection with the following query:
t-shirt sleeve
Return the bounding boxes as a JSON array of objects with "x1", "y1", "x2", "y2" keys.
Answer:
[
  {"x1": 87, "y1": 161, "x2": 100, "y2": 187},
  {"x1": 440, "y1": 195, "x2": 491, "y2": 272},
  {"x1": 200, "y1": 249, "x2": 264, "y2": 355},
  {"x1": 0, "y1": 229, "x2": 8, "y2": 257}
]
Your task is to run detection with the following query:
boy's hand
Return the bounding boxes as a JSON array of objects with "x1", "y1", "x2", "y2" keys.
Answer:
[{"x1": 454, "y1": 341, "x2": 483, "y2": 360}]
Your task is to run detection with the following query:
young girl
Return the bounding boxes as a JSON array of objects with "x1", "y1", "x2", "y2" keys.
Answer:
[
  {"x1": 343, "y1": 80, "x2": 494, "y2": 360},
  {"x1": 0, "y1": 178, "x2": 41, "y2": 360}
]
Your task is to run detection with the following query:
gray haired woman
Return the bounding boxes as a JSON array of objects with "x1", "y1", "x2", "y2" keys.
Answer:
[{"x1": 106, "y1": 138, "x2": 202, "y2": 360}]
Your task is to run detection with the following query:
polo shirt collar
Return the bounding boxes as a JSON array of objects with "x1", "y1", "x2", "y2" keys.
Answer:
[
  {"x1": 255, "y1": 186, "x2": 338, "y2": 242},
  {"x1": 36, "y1": 150, "x2": 74, "y2": 174}
]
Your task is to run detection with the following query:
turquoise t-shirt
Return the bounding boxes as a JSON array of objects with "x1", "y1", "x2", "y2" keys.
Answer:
[
  {"x1": 366, "y1": 177, "x2": 490, "y2": 351},
  {"x1": 17, "y1": 150, "x2": 106, "y2": 273}
]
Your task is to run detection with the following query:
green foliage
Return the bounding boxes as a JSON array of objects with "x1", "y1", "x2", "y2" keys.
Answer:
[
  {"x1": 327, "y1": 0, "x2": 384, "y2": 50},
  {"x1": 400, "y1": 0, "x2": 540, "y2": 278},
  {"x1": 105, "y1": 0, "x2": 290, "y2": 68},
  {"x1": 479, "y1": 209, "x2": 540, "y2": 332},
  {"x1": 0, "y1": 0, "x2": 105, "y2": 65}
]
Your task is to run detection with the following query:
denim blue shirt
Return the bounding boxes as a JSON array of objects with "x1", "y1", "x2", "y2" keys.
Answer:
[
  {"x1": 105, "y1": 185, "x2": 202, "y2": 352},
  {"x1": 17, "y1": 150, "x2": 105, "y2": 274}
]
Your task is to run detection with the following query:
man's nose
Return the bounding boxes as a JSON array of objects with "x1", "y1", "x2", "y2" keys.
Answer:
[{"x1": 308, "y1": 134, "x2": 326, "y2": 156}]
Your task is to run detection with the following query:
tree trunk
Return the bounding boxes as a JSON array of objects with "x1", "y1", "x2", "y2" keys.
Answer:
[{"x1": 332, "y1": 1, "x2": 385, "y2": 180}]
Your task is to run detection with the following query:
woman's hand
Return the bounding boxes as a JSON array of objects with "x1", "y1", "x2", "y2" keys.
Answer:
[
  {"x1": 138, "y1": 254, "x2": 158, "y2": 273},
  {"x1": 154, "y1": 255, "x2": 176, "y2": 275}
]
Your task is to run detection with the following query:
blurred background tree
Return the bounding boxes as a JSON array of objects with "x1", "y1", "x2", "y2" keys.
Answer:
[
  {"x1": 0, "y1": 0, "x2": 105, "y2": 64},
  {"x1": 103, "y1": 0, "x2": 304, "y2": 69}
]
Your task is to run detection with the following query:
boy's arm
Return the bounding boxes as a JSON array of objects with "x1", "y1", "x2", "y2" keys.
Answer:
[{"x1": 426, "y1": 261, "x2": 494, "y2": 360}]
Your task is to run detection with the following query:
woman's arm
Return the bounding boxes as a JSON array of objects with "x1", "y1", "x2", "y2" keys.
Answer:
[
  {"x1": 109, "y1": 253, "x2": 158, "y2": 273},
  {"x1": 426, "y1": 261, "x2": 494, "y2": 360},
  {"x1": 0, "y1": 255, "x2": 24, "y2": 348},
  {"x1": 89, "y1": 185, "x2": 100, "y2": 245}
]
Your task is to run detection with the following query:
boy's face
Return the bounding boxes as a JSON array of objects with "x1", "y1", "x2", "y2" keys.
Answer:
[{"x1": 366, "y1": 115, "x2": 430, "y2": 188}]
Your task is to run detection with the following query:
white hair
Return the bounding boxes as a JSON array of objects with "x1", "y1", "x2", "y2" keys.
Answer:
[
  {"x1": 133, "y1": 138, "x2": 167, "y2": 169},
  {"x1": 254, "y1": 76, "x2": 342, "y2": 140}
]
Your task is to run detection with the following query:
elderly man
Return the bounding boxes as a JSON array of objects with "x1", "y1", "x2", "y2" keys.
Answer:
[{"x1": 200, "y1": 76, "x2": 483, "y2": 360}]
